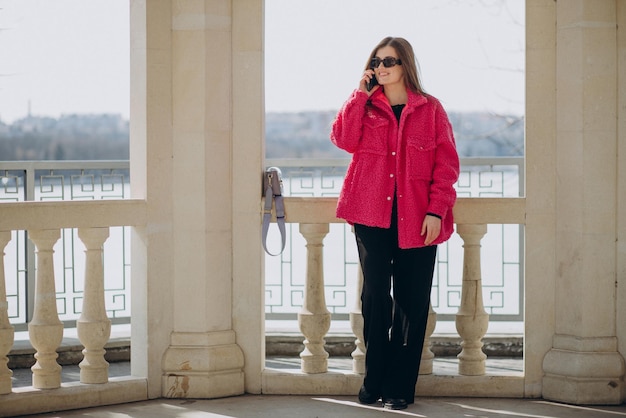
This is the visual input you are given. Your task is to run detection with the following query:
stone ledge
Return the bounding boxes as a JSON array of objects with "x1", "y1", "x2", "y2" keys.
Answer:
[
  {"x1": 0, "y1": 376, "x2": 147, "y2": 418},
  {"x1": 265, "y1": 333, "x2": 523, "y2": 358},
  {"x1": 262, "y1": 368, "x2": 525, "y2": 397},
  {"x1": 8, "y1": 333, "x2": 522, "y2": 369}
]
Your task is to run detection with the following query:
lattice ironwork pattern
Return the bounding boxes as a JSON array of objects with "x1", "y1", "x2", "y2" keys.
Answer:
[{"x1": 0, "y1": 171, "x2": 23, "y2": 202}]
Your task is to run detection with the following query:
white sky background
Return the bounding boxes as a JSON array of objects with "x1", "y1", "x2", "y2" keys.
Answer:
[
  {"x1": 0, "y1": 0, "x2": 524, "y2": 124},
  {"x1": 266, "y1": 0, "x2": 525, "y2": 115},
  {"x1": 0, "y1": 0, "x2": 130, "y2": 123}
]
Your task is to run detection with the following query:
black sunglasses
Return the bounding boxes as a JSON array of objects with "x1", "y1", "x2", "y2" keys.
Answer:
[{"x1": 370, "y1": 56, "x2": 402, "y2": 69}]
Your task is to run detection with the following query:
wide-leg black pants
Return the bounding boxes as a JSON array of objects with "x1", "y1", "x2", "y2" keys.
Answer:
[{"x1": 354, "y1": 207, "x2": 437, "y2": 402}]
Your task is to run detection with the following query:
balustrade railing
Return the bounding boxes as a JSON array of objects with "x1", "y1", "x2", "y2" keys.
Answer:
[
  {"x1": 267, "y1": 195, "x2": 525, "y2": 378},
  {"x1": 0, "y1": 161, "x2": 130, "y2": 331},
  {"x1": 0, "y1": 158, "x2": 525, "y2": 413},
  {"x1": 0, "y1": 197, "x2": 145, "y2": 414}
]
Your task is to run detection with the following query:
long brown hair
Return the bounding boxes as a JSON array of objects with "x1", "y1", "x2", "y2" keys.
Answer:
[{"x1": 365, "y1": 37, "x2": 427, "y2": 96}]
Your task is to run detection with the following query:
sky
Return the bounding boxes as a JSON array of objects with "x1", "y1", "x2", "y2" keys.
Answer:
[{"x1": 0, "y1": 0, "x2": 524, "y2": 124}]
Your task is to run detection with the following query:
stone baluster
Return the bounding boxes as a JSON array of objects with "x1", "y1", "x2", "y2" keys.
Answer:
[
  {"x1": 419, "y1": 303, "x2": 437, "y2": 375},
  {"x1": 298, "y1": 223, "x2": 331, "y2": 374},
  {"x1": 0, "y1": 231, "x2": 14, "y2": 394},
  {"x1": 77, "y1": 227, "x2": 111, "y2": 384},
  {"x1": 349, "y1": 262, "x2": 365, "y2": 374},
  {"x1": 28, "y1": 229, "x2": 63, "y2": 389},
  {"x1": 455, "y1": 224, "x2": 489, "y2": 375}
]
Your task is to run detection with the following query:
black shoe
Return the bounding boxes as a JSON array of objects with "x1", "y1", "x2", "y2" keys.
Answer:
[
  {"x1": 382, "y1": 398, "x2": 407, "y2": 410},
  {"x1": 358, "y1": 385, "x2": 380, "y2": 405}
]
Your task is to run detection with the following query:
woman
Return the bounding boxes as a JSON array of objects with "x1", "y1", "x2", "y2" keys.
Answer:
[{"x1": 331, "y1": 37, "x2": 459, "y2": 410}]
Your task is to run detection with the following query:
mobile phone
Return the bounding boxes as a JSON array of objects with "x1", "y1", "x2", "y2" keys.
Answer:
[{"x1": 366, "y1": 75, "x2": 378, "y2": 91}]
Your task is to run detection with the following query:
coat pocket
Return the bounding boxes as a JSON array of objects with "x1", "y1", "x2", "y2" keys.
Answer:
[
  {"x1": 359, "y1": 116, "x2": 390, "y2": 155},
  {"x1": 407, "y1": 136, "x2": 436, "y2": 180}
]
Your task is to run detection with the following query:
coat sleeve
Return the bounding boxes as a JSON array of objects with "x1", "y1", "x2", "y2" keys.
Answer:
[
  {"x1": 330, "y1": 89, "x2": 370, "y2": 154},
  {"x1": 427, "y1": 101, "x2": 460, "y2": 219}
]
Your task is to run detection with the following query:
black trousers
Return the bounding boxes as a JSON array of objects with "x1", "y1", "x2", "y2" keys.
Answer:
[{"x1": 354, "y1": 206, "x2": 437, "y2": 402}]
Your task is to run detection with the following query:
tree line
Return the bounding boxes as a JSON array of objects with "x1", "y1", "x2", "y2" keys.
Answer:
[{"x1": 0, "y1": 110, "x2": 523, "y2": 161}]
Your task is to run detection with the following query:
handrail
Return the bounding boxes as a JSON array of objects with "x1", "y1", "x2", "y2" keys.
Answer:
[
  {"x1": 274, "y1": 197, "x2": 526, "y2": 225},
  {"x1": 0, "y1": 160, "x2": 130, "y2": 170},
  {"x1": 0, "y1": 199, "x2": 146, "y2": 231}
]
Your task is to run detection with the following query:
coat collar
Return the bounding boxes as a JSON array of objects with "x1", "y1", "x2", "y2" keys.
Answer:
[{"x1": 369, "y1": 87, "x2": 428, "y2": 110}]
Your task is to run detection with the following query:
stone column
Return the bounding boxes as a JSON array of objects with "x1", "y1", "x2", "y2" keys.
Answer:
[
  {"x1": 28, "y1": 229, "x2": 63, "y2": 389},
  {"x1": 130, "y1": 0, "x2": 177, "y2": 398},
  {"x1": 231, "y1": 0, "x2": 265, "y2": 394},
  {"x1": 455, "y1": 224, "x2": 489, "y2": 376},
  {"x1": 298, "y1": 223, "x2": 331, "y2": 374},
  {"x1": 524, "y1": 0, "x2": 558, "y2": 398},
  {"x1": 76, "y1": 227, "x2": 111, "y2": 384},
  {"x1": 542, "y1": 0, "x2": 625, "y2": 404},
  {"x1": 616, "y1": 0, "x2": 626, "y2": 395},
  {"x1": 132, "y1": 0, "x2": 261, "y2": 398},
  {"x1": 0, "y1": 231, "x2": 14, "y2": 394},
  {"x1": 159, "y1": 0, "x2": 245, "y2": 399}
]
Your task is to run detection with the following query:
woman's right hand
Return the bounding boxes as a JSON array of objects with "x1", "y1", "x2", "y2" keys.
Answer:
[{"x1": 359, "y1": 69, "x2": 379, "y2": 95}]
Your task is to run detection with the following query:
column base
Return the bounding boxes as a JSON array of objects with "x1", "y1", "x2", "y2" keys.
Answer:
[
  {"x1": 162, "y1": 330, "x2": 244, "y2": 399},
  {"x1": 31, "y1": 364, "x2": 62, "y2": 390},
  {"x1": 299, "y1": 351, "x2": 328, "y2": 374},
  {"x1": 543, "y1": 373, "x2": 624, "y2": 405},
  {"x1": 79, "y1": 359, "x2": 110, "y2": 384},
  {"x1": 542, "y1": 336, "x2": 625, "y2": 405}
]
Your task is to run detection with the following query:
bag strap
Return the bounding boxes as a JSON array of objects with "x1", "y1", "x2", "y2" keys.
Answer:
[{"x1": 262, "y1": 167, "x2": 286, "y2": 256}]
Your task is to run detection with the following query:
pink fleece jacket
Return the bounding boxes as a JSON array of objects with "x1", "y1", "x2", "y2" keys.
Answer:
[{"x1": 331, "y1": 88, "x2": 460, "y2": 249}]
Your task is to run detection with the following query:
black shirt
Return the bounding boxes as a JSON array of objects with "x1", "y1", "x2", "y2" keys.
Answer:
[{"x1": 391, "y1": 104, "x2": 405, "y2": 123}]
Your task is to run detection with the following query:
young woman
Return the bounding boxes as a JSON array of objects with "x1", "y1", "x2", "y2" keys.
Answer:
[{"x1": 331, "y1": 37, "x2": 460, "y2": 410}]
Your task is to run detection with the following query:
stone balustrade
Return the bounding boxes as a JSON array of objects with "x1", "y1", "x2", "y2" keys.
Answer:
[
  {"x1": 0, "y1": 227, "x2": 111, "y2": 392},
  {"x1": 0, "y1": 200, "x2": 146, "y2": 417},
  {"x1": 0, "y1": 196, "x2": 525, "y2": 415},
  {"x1": 262, "y1": 196, "x2": 526, "y2": 396},
  {"x1": 286, "y1": 207, "x2": 506, "y2": 377}
]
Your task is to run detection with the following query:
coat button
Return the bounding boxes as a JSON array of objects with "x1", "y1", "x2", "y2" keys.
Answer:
[
  {"x1": 391, "y1": 152, "x2": 396, "y2": 156},
  {"x1": 390, "y1": 174, "x2": 394, "y2": 178},
  {"x1": 387, "y1": 196, "x2": 391, "y2": 200}
]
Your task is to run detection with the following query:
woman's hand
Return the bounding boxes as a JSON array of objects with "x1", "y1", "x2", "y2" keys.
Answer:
[
  {"x1": 359, "y1": 69, "x2": 379, "y2": 95},
  {"x1": 421, "y1": 214, "x2": 441, "y2": 246}
]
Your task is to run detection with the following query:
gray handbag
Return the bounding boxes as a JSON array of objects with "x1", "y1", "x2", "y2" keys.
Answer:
[{"x1": 262, "y1": 167, "x2": 286, "y2": 256}]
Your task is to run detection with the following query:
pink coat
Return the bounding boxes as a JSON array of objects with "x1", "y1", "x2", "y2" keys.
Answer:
[{"x1": 331, "y1": 88, "x2": 460, "y2": 249}]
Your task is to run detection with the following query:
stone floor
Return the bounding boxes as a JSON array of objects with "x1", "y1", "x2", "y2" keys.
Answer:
[
  {"x1": 8, "y1": 323, "x2": 625, "y2": 417},
  {"x1": 9, "y1": 358, "x2": 626, "y2": 417},
  {"x1": 21, "y1": 393, "x2": 626, "y2": 418}
]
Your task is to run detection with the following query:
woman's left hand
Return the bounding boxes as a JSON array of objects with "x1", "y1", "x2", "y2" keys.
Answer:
[{"x1": 421, "y1": 215, "x2": 441, "y2": 246}]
